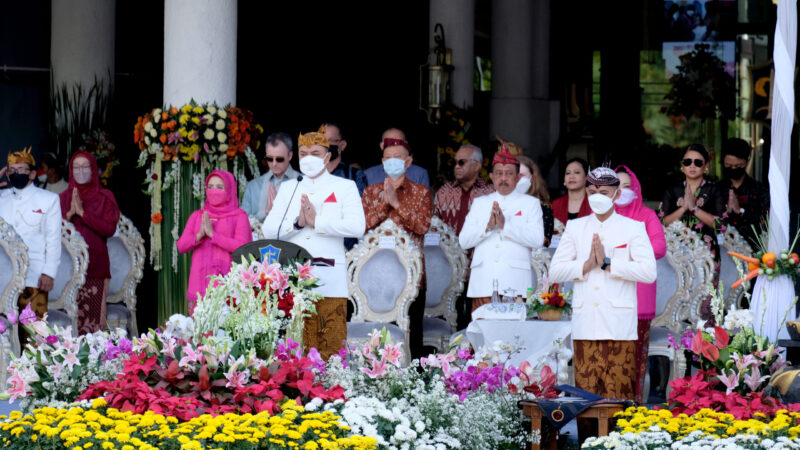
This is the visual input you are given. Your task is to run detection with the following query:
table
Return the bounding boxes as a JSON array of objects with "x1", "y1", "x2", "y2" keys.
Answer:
[
  {"x1": 520, "y1": 400, "x2": 625, "y2": 450},
  {"x1": 465, "y1": 319, "x2": 572, "y2": 376}
]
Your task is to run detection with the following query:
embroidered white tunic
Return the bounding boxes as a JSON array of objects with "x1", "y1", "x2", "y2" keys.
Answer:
[
  {"x1": 0, "y1": 184, "x2": 62, "y2": 287},
  {"x1": 549, "y1": 212, "x2": 657, "y2": 341},
  {"x1": 459, "y1": 191, "x2": 544, "y2": 298},
  {"x1": 262, "y1": 171, "x2": 365, "y2": 298}
]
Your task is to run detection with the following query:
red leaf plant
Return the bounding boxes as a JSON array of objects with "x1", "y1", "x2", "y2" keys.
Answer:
[{"x1": 79, "y1": 346, "x2": 344, "y2": 419}]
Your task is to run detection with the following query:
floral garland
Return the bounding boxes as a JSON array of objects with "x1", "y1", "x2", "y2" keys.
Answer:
[{"x1": 134, "y1": 102, "x2": 263, "y2": 272}]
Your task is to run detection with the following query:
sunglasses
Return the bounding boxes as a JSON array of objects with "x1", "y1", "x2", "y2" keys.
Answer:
[
  {"x1": 265, "y1": 156, "x2": 285, "y2": 163},
  {"x1": 682, "y1": 158, "x2": 705, "y2": 168},
  {"x1": 456, "y1": 159, "x2": 474, "y2": 167}
]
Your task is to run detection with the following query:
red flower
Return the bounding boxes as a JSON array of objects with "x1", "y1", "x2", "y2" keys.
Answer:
[{"x1": 277, "y1": 291, "x2": 294, "y2": 318}]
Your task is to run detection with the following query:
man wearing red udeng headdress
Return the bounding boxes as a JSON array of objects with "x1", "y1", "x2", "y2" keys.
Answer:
[{"x1": 459, "y1": 147, "x2": 544, "y2": 312}]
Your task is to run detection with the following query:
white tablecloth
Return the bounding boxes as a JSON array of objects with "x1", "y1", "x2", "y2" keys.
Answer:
[{"x1": 466, "y1": 319, "x2": 572, "y2": 369}]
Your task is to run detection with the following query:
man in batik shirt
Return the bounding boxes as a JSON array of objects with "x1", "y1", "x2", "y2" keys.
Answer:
[
  {"x1": 362, "y1": 136, "x2": 432, "y2": 358},
  {"x1": 434, "y1": 144, "x2": 494, "y2": 235}
]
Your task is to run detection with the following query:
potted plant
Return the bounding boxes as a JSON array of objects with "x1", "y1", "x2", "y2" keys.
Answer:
[{"x1": 527, "y1": 279, "x2": 572, "y2": 321}]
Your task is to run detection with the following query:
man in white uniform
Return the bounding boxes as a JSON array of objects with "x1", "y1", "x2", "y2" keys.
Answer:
[
  {"x1": 549, "y1": 167, "x2": 656, "y2": 403},
  {"x1": 459, "y1": 147, "x2": 544, "y2": 312},
  {"x1": 262, "y1": 129, "x2": 365, "y2": 359},
  {"x1": 0, "y1": 148, "x2": 62, "y2": 332}
]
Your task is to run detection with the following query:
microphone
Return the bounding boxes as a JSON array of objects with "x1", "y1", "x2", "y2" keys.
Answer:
[{"x1": 277, "y1": 175, "x2": 303, "y2": 241}]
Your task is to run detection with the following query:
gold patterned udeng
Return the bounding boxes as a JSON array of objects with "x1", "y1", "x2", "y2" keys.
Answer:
[
  {"x1": 7, "y1": 146, "x2": 35, "y2": 166},
  {"x1": 298, "y1": 132, "x2": 330, "y2": 149}
]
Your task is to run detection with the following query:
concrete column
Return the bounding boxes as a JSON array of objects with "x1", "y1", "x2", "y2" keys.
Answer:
[
  {"x1": 490, "y1": 0, "x2": 558, "y2": 160},
  {"x1": 163, "y1": 0, "x2": 237, "y2": 106},
  {"x1": 430, "y1": 0, "x2": 475, "y2": 108},
  {"x1": 51, "y1": 0, "x2": 116, "y2": 89}
]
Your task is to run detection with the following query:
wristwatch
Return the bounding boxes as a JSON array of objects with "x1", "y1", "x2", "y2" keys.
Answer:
[
  {"x1": 690, "y1": 205, "x2": 699, "y2": 214},
  {"x1": 293, "y1": 218, "x2": 304, "y2": 230},
  {"x1": 601, "y1": 257, "x2": 611, "y2": 271}
]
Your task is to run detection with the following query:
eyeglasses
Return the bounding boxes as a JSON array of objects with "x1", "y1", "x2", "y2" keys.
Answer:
[
  {"x1": 265, "y1": 157, "x2": 285, "y2": 163},
  {"x1": 7, "y1": 168, "x2": 30, "y2": 175},
  {"x1": 682, "y1": 158, "x2": 705, "y2": 168},
  {"x1": 456, "y1": 159, "x2": 475, "y2": 167}
]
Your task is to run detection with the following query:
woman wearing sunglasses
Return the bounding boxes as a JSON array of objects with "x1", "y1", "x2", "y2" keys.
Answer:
[{"x1": 659, "y1": 144, "x2": 725, "y2": 322}]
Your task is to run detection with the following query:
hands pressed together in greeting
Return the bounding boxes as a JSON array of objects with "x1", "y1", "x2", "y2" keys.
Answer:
[
  {"x1": 296, "y1": 194, "x2": 317, "y2": 228},
  {"x1": 485, "y1": 201, "x2": 505, "y2": 232},
  {"x1": 65, "y1": 188, "x2": 84, "y2": 221},
  {"x1": 195, "y1": 210, "x2": 215, "y2": 242},
  {"x1": 582, "y1": 233, "x2": 608, "y2": 275}
]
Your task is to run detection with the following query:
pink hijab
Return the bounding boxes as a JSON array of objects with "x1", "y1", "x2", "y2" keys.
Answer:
[
  {"x1": 202, "y1": 170, "x2": 241, "y2": 218},
  {"x1": 613, "y1": 165, "x2": 648, "y2": 221}
]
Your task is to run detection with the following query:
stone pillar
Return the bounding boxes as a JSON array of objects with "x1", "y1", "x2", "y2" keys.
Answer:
[
  {"x1": 490, "y1": 0, "x2": 558, "y2": 160},
  {"x1": 163, "y1": 0, "x2": 237, "y2": 106},
  {"x1": 51, "y1": 0, "x2": 116, "y2": 89},
  {"x1": 430, "y1": 0, "x2": 475, "y2": 108}
]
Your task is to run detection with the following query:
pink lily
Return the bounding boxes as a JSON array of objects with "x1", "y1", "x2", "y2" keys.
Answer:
[
  {"x1": 716, "y1": 369, "x2": 740, "y2": 395},
  {"x1": 62, "y1": 352, "x2": 80, "y2": 372},
  {"x1": 224, "y1": 368, "x2": 249, "y2": 389},
  {"x1": 179, "y1": 345, "x2": 206, "y2": 368},
  {"x1": 743, "y1": 368, "x2": 769, "y2": 392},
  {"x1": 362, "y1": 357, "x2": 387, "y2": 379},
  {"x1": 6, "y1": 372, "x2": 29, "y2": 402},
  {"x1": 379, "y1": 344, "x2": 404, "y2": 368},
  {"x1": 437, "y1": 353, "x2": 456, "y2": 376},
  {"x1": 732, "y1": 353, "x2": 761, "y2": 372},
  {"x1": 295, "y1": 260, "x2": 314, "y2": 280}
]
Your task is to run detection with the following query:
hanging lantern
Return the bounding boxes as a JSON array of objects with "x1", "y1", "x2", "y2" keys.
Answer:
[{"x1": 420, "y1": 23, "x2": 453, "y2": 123}]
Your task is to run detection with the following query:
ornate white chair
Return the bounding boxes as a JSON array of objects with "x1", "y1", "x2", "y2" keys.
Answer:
[
  {"x1": 422, "y1": 217, "x2": 466, "y2": 352},
  {"x1": 647, "y1": 222, "x2": 695, "y2": 402},
  {"x1": 721, "y1": 226, "x2": 753, "y2": 310},
  {"x1": 0, "y1": 217, "x2": 28, "y2": 386},
  {"x1": 48, "y1": 220, "x2": 88, "y2": 335},
  {"x1": 346, "y1": 219, "x2": 422, "y2": 364},
  {"x1": 249, "y1": 215, "x2": 265, "y2": 240},
  {"x1": 670, "y1": 223, "x2": 716, "y2": 326},
  {"x1": 106, "y1": 215, "x2": 145, "y2": 336}
]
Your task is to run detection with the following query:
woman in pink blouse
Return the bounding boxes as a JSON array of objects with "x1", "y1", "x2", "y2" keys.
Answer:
[
  {"x1": 177, "y1": 170, "x2": 251, "y2": 314},
  {"x1": 615, "y1": 165, "x2": 667, "y2": 405}
]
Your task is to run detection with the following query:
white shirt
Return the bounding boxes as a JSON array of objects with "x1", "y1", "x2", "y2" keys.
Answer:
[
  {"x1": 0, "y1": 184, "x2": 62, "y2": 287},
  {"x1": 262, "y1": 170, "x2": 365, "y2": 297},
  {"x1": 459, "y1": 191, "x2": 544, "y2": 298},
  {"x1": 549, "y1": 212, "x2": 657, "y2": 341}
]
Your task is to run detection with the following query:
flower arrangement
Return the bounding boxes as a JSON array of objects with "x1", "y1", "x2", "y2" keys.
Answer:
[
  {"x1": 665, "y1": 284, "x2": 791, "y2": 417},
  {"x1": 584, "y1": 407, "x2": 800, "y2": 449},
  {"x1": 192, "y1": 258, "x2": 323, "y2": 359},
  {"x1": 321, "y1": 329, "x2": 545, "y2": 449},
  {"x1": 78, "y1": 328, "x2": 344, "y2": 419},
  {"x1": 662, "y1": 43, "x2": 736, "y2": 122},
  {"x1": 78, "y1": 129, "x2": 118, "y2": 185},
  {"x1": 3, "y1": 305, "x2": 132, "y2": 412},
  {"x1": 730, "y1": 228, "x2": 800, "y2": 285},
  {"x1": 0, "y1": 398, "x2": 376, "y2": 449},
  {"x1": 134, "y1": 101, "x2": 263, "y2": 278},
  {"x1": 526, "y1": 278, "x2": 572, "y2": 319}
]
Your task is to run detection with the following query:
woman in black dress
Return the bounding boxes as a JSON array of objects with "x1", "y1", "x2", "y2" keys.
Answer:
[{"x1": 659, "y1": 144, "x2": 726, "y2": 322}]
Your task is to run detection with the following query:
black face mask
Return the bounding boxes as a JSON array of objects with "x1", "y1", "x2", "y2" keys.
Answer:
[
  {"x1": 723, "y1": 166, "x2": 746, "y2": 180},
  {"x1": 329, "y1": 145, "x2": 340, "y2": 161},
  {"x1": 9, "y1": 173, "x2": 31, "y2": 189}
]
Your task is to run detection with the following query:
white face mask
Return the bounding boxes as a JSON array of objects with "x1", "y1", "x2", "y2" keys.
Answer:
[
  {"x1": 614, "y1": 188, "x2": 636, "y2": 206},
  {"x1": 38, "y1": 174, "x2": 47, "y2": 183},
  {"x1": 515, "y1": 177, "x2": 532, "y2": 194},
  {"x1": 588, "y1": 188, "x2": 617, "y2": 215},
  {"x1": 299, "y1": 155, "x2": 326, "y2": 177},
  {"x1": 383, "y1": 158, "x2": 407, "y2": 179}
]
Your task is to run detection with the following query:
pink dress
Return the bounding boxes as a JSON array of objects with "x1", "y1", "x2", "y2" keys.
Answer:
[{"x1": 177, "y1": 170, "x2": 252, "y2": 314}]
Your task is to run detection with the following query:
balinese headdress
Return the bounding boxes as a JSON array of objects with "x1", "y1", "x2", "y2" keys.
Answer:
[
  {"x1": 7, "y1": 147, "x2": 35, "y2": 166},
  {"x1": 492, "y1": 139, "x2": 520, "y2": 166},
  {"x1": 586, "y1": 166, "x2": 620, "y2": 186},
  {"x1": 298, "y1": 131, "x2": 329, "y2": 149}
]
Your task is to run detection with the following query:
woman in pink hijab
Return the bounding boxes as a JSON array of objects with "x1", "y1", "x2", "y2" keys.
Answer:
[
  {"x1": 615, "y1": 165, "x2": 667, "y2": 405},
  {"x1": 177, "y1": 170, "x2": 251, "y2": 314}
]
